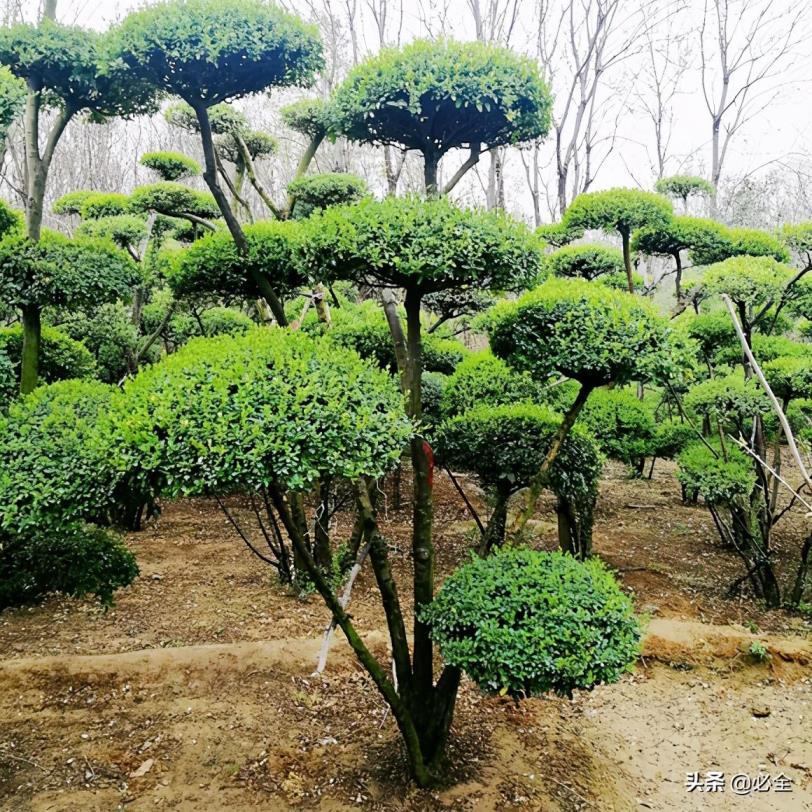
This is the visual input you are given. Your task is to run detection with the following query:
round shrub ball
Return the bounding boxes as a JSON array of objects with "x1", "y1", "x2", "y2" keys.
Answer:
[{"x1": 422, "y1": 547, "x2": 640, "y2": 699}]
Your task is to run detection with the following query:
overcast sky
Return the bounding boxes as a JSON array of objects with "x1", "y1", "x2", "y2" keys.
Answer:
[{"x1": 15, "y1": 0, "x2": 812, "y2": 207}]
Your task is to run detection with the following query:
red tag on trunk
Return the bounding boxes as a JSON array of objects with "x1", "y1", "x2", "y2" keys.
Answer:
[{"x1": 422, "y1": 439, "x2": 434, "y2": 489}]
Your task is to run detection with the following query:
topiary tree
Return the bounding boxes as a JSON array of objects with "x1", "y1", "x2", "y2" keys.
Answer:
[
  {"x1": 0, "y1": 13, "x2": 156, "y2": 391},
  {"x1": 298, "y1": 194, "x2": 542, "y2": 782},
  {"x1": 562, "y1": 188, "x2": 673, "y2": 292},
  {"x1": 486, "y1": 277, "x2": 673, "y2": 536},
  {"x1": 0, "y1": 379, "x2": 141, "y2": 608},
  {"x1": 632, "y1": 216, "x2": 729, "y2": 302},
  {"x1": 288, "y1": 172, "x2": 368, "y2": 219},
  {"x1": 167, "y1": 219, "x2": 305, "y2": 303},
  {"x1": 439, "y1": 351, "x2": 546, "y2": 418},
  {"x1": 422, "y1": 548, "x2": 639, "y2": 698},
  {"x1": 655, "y1": 175, "x2": 715, "y2": 212},
  {"x1": 437, "y1": 403, "x2": 603, "y2": 557},
  {"x1": 536, "y1": 221, "x2": 584, "y2": 247},
  {"x1": 544, "y1": 243, "x2": 624, "y2": 281},
  {"x1": 139, "y1": 150, "x2": 201, "y2": 181},
  {"x1": 329, "y1": 38, "x2": 552, "y2": 197},
  {"x1": 691, "y1": 225, "x2": 791, "y2": 266},
  {"x1": 116, "y1": 0, "x2": 324, "y2": 325},
  {"x1": 577, "y1": 387, "x2": 656, "y2": 475},
  {"x1": 128, "y1": 182, "x2": 221, "y2": 230},
  {"x1": 0, "y1": 230, "x2": 138, "y2": 391}
]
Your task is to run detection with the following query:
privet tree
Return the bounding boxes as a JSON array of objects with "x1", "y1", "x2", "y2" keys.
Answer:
[
  {"x1": 632, "y1": 216, "x2": 728, "y2": 302},
  {"x1": 487, "y1": 278, "x2": 672, "y2": 537},
  {"x1": 0, "y1": 230, "x2": 138, "y2": 388},
  {"x1": 437, "y1": 403, "x2": 603, "y2": 557},
  {"x1": 655, "y1": 175, "x2": 715, "y2": 212},
  {"x1": 544, "y1": 243, "x2": 625, "y2": 282},
  {"x1": 562, "y1": 188, "x2": 673, "y2": 293},
  {"x1": 679, "y1": 254, "x2": 811, "y2": 606},
  {"x1": 0, "y1": 14, "x2": 155, "y2": 391},
  {"x1": 115, "y1": 0, "x2": 324, "y2": 326},
  {"x1": 139, "y1": 150, "x2": 201, "y2": 182},
  {"x1": 329, "y1": 38, "x2": 552, "y2": 197},
  {"x1": 299, "y1": 194, "x2": 542, "y2": 780}
]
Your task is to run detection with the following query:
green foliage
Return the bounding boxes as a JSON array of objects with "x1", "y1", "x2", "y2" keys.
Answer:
[
  {"x1": 0, "y1": 197, "x2": 21, "y2": 238},
  {"x1": 437, "y1": 403, "x2": 602, "y2": 502},
  {"x1": 299, "y1": 195, "x2": 542, "y2": 294},
  {"x1": 702, "y1": 256, "x2": 795, "y2": 310},
  {"x1": 577, "y1": 388, "x2": 655, "y2": 468},
  {"x1": 762, "y1": 356, "x2": 812, "y2": 404},
  {"x1": 76, "y1": 214, "x2": 149, "y2": 251},
  {"x1": 59, "y1": 302, "x2": 144, "y2": 383},
  {"x1": 780, "y1": 222, "x2": 812, "y2": 256},
  {"x1": 544, "y1": 244, "x2": 624, "y2": 280},
  {"x1": 140, "y1": 150, "x2": 201, "y2": 181},
  {"x1": 164, "y1": 100, "x2": 248, "y2": 134},
  {"x1": 651, "y1": 420, "x2": 695, "y2": 460},
  {"x1": 0, "y1": 229, "x2": 138, "y2": 310},
  {"x1": 748, "y1": 640, "x2": 771, "y2": 662},
  {"x1": 421, "y1": 371, "x2": 447, "y2": 430},
  {"x1": 330, "y1": 38, "x2": 552, "y2": 154},
  {"x1": 0, "y1": 343, "x2": 14, "y2": 408},
  {"x1": 0, "y1": 380, "x2": 119, "y2": 533},
  {"x1": 216, "y1": 129, "x2": 278, "y2": 163},
  {"x1": 684, "y1": 373, "x2": 771, "y2": 429},
  {"x1": 318, "y1": 301, "x2": 467, "y2": 375},
  {"x1": 563, "y1": 188, "x2": 673, "y2": 237},
  {"x1": 168, "y1": 219, "x2": 304, "y2": 299},
  {"x1": 677, "y1": 309, "x2": 736, "y2": 362},
  {"x1": 787, "y1": 399, "x2": 812, "y2": 444},
  {"x1": 116, "y1": 0, "x2": 324, "y2": 106},
  {"x1": 537, "y1": 221, "x2": 584, "y2": 247},
  {"x1": 288, "y1": 172, "x2": 368, "y2": 219},
  {"x1": 111, "y1": 328, "x2": 411, "y2": 496},
  {"x1": 654, "y1": 175, "x2": 715, "y2": 202},
  {"x1": 788, "y1": 275, "x2": 812, "y2": 321},
  {"x1": 0, "y1": 66, "x2": 25, "y2": 147},
  {"x1": 0, "y1": 325, "x2": 96, "y2": 384},
  {"x1": 439, "y1": 351, "x2": 545, "y2": 417},
  {"x1": 161, "y1": 306, "x2": 255, "y2": 347},
  {"x1": 79, "y1": 192, "x2": 131, "y2": 220},
  {"x1": 691, "y1": 226, "x2": 790, "y2": 265},
  {"x1": 677, "y1": 441, "x2": 755, "y2": 505},
  {"x1": 487, "y1": 278, "x2": 673, "y2": 388},
  {"x1": 632, "y1": 216, "x2": 726, "y2": 259},
  {"x1": 129, "y1": 182, "x2": 220, "y2": 219},
  {"x1": 0, "y1": 523, "x2": 138, "y2": 610},
  {"x1": 0, "y1": 19, "x2": 156, "y2": 118},
  {"x1": 422, "y1": 548, "x2": 639, "y2": 699},
  {"x1": 52, "y1": 190, "x2": 93, "y2": 216},
  {"x1": 280, "y1": 97, "x2": 331, "y2": 137}
]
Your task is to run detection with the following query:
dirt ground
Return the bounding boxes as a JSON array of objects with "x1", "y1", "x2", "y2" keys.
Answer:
[{"x1": 1, "y1": 462, "x2": 810, "y2": 811}]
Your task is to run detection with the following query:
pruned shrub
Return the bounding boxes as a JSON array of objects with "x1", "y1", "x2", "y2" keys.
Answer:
[
  {"x1": 422, "y1": 548, "x2": 640, "y2": 698},
  {"x1": 0, "y1": 324, "x2": 96, "y2": 384}
]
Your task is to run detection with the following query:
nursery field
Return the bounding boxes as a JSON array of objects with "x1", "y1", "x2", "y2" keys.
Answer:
[{"x1": 2, "y1": 464, "x2": 810, "y2": 811}]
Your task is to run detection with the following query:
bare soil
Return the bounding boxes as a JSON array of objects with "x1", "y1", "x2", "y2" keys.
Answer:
[{"x1": 1, "y1": 461, "x2": 810, "y2": 810}]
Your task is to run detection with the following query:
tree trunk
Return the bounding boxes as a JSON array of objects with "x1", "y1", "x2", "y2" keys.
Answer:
[
  {"x1": 477, "y1": 487, "x2": 510, "y2": 556},
  {"x1": 507, "y1": 383, "x2": 594, "y2": 538},
  {"x1": 423, "y1": 151, "x2": 439, "y2": 198},
  {"x1": 556, "y1": 495, "x2": 592, "y2": 559},
  {"x1": 404, "y1": 288, "x2": 435, "y2": 698},
  {"x1": 20, "y1": 304, "x2": 41, "y2": 394},
  {"x1": 621, "y1": 228, "x2": 634, "y2": 293},
  {"x1": 673, "y1": 251, "x2": 683, "y2": 303},
  {"x1": 192, "y1": 103, "x2": 288, "y2": 326}
]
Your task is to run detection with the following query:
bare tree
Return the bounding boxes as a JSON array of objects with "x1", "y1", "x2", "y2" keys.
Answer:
[
  {"x1": 699, "y1": 0, "x2": 805, "y2": 210},
  {"x1": 635, "y1": 0, "x2": 690, "y2": 179}
]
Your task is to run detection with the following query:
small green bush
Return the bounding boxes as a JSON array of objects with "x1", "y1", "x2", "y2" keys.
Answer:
[
  {"x1": 684, "y1": 373, "x2": 771, "y2": 431},
  {"x1": 787, "y1": 399, "x2": 812, "y2": 444},
  {"x1": 0, "y1": 324, "x2": 96, "y2": 384},
  {"x1": 139, "y1": 150, "x2": 201, "y2": 181},
  {"x1": 440, "y1": 351, "x2": 546, "y2": 417},
  {"x1": 288, "y1": 172, "x2": 368, "y2": 219},
  {"x1": 651, "y1": 420, "x2": 695, "y2": 460},
  {"x1": 577, "y1": 388, "x2": 655, "y2": 470},
  {"x1": 676, "y1": 441, "x2": 755, "y2": 504},
  {"x1": 0, "y1": 523, "x2": 138, "y2": 609},
  {"x1": 80, "y1": 192, "x2": 131, "y2": 220},
  {"x1": 544, "y1": 243, "x2": 624, "y2": 281},
  {"x1": 422, "y1": 548, "x2": 640, "y2": 699}
]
